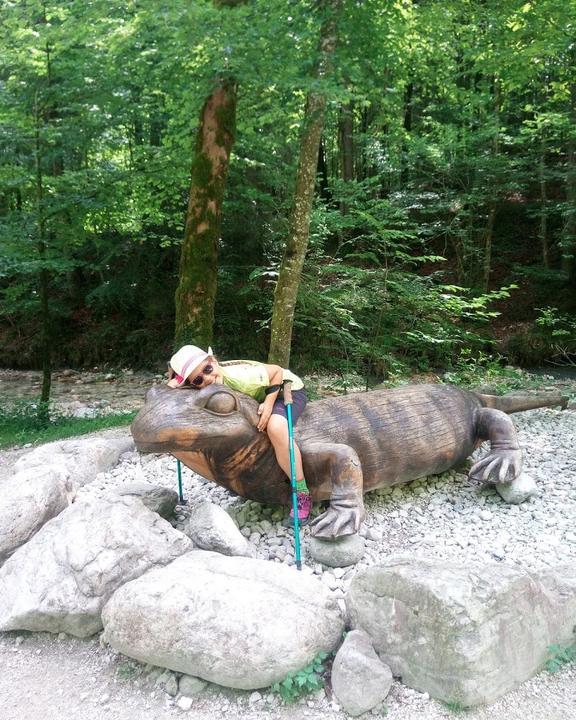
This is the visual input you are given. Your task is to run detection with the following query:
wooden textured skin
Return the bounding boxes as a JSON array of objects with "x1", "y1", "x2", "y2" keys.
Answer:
[{"x1": 131, "y1": 383, "x2": 562, "y2": 538}]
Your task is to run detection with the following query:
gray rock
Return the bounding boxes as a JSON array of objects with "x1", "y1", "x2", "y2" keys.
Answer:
[
  {"x1": 346, "y1": 557, "x2": 576, "y2": 706},
  {"x1": 14, "y1": 436, "x2": 134, "y2": 487},
  {"x1": 155, "y1": 670, "x2": 179, "y2": 697},
  {"x1": 102, "y1": 551, "x2": 344, "y2": 689},
  {"x1": 178, "y1": 674, "x2": 207, "y2": 696},
  {"x1": 187, "y1": 501, "x2": 253, "y2": 557},
  {"x1": 331, "y1": 629, "x2": 392, "y2": 717},
  {"x1": 71, "y1": 406, "x2": 99, "y2": 419},
  {"x1": 0, "y1": 465, "x2": 76, "y2": 562},
  {"x1": 115, "y1": 483, "x2": 178, "y2": 519},
  {"x1": 309, "y1": 535, "x2": 365, "y2": 567},
  {"x1": 0, "y1": 496, "x2": 191, "y2": 637},
  {"x1": 495, "y1": 473, "x2": 538, "y2": 504}
]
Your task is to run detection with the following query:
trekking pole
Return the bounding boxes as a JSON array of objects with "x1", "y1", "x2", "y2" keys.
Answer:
[
  {"x1": 176, "y1": 459, "x2": 185, "y2": 503},
  {"x1": 284, "y1": 380, "x2": 303, "y2": 570}
]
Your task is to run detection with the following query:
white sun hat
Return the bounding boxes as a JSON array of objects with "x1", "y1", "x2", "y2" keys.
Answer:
[{"x1": 169, "y1": 345, "x2": 213, "y2": 386}]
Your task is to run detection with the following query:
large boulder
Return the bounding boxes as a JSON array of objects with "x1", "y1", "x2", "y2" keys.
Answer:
[
  {"x1": 102, "y1": 551, "x2": 344, "y2": 689},
  {"x1": 14, "y1": 435, "x2": 133, "y2": 487},
  {"x1": 186, "y1": 501, "x2": 254, "y2": 557},
  {"x1": 0, "y1": 496, "x2": 191, "y2": 637},
  {"x1": 0, "y1": 465, "x2": 76, "y2": 562},
  {"x1": 346, "y1": 557, "x2": 576, "y2": 706}
]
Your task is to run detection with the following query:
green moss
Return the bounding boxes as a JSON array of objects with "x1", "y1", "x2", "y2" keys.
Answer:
[{"x1": 190, "y1": 153, "x2": 214, "y2": 191}]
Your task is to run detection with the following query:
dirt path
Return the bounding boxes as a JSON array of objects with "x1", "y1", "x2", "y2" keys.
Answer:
[{"x1": 1, "y1": 630, "x2": 575, "y2": 720}]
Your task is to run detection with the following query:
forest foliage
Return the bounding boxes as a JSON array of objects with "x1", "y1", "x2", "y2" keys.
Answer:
[{"x1": 1, "y1": 0, "x2": 575, "y2": 381}]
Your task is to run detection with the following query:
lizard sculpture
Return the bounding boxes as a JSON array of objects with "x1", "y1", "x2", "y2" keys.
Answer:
[{"x1": 131, "y1": 383, "x2": 566, "y2": 539}]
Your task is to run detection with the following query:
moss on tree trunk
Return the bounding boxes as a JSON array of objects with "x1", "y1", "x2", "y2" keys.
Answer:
[{"x1": 174, "y1": 78, "x2": 237, "y2": 348}]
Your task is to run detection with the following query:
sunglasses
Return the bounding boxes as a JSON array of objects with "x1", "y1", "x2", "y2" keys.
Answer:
[{"x1": 188, "y1": 364, "x2": 214, "y2": 387}]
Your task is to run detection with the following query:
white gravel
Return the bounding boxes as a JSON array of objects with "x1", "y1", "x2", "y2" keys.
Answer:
[{"x1": 2, "y1": 389, "x2": 576, "y2": 720}]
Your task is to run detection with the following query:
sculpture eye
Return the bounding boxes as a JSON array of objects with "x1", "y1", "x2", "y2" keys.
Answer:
[{"x1": 204, "y1": 391, "x2": 237, "y2": 415}]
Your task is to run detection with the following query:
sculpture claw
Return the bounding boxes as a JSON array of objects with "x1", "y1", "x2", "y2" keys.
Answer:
[
  {"x1": 469, "y1": 449, "x2": 522, "y2": 484},
  {"x1": 309, "y1": 506, "x2": 362, "y2": 540}
]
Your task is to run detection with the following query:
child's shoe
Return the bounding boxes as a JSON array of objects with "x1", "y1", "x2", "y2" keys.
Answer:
[{"x1": 288, "y1": 492, "x2": 312, "y2": 525}]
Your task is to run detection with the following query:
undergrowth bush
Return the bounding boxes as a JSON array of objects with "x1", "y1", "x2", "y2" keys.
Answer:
[
  {"x1": 270, "y1": 651, "x2": 329, "y2": 704},
  {"x1": 441, "y1": 350, "x2": 534, "y2": 392},
  {"x1": 545, "y1": 643, "x2": 576, "y2": 674},
  {"x1": 504, "y1": 308, "x2": 576, "y2": 367}
]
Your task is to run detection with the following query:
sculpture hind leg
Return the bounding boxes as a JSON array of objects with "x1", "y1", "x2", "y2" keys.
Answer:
[
  {"x1": 302, "y1": 442, "x2": 365, "y2": 539},
  {"x1": 469, "y1": 408, "x2": 523, "y2": 484}
]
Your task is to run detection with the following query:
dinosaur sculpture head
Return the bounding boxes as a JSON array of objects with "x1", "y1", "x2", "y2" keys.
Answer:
[
  {"x1": 131, "y1": 383, "x2": 290, "y2": 504},
  {"x1": 131, "y1": 384, "x2": 261, "y2": 455}
]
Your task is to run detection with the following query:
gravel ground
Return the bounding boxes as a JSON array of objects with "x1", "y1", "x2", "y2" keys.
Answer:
[{"x1": 1, "y1": 373, "x2": 576, "y2": 720}]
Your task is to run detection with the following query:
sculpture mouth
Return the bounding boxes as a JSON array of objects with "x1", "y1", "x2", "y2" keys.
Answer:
[
  {"x1": 131, "y1": 420, "x2": 202, "y2": 453},
  {"x1": 131, "y1": 437, "x2": 172, "y2": 453}
]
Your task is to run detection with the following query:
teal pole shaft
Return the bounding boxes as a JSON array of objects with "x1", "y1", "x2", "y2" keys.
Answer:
[
  {"x1": 285, "y1": 394, "x2": 302, "y2": 571},
  {"x1": 177, "y1": 459, "x2": 184, "y2": 503}
]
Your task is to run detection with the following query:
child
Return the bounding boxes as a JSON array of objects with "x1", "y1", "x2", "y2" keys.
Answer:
[{"x1": 167, "y1": 345, "x2": 311, "y2": 524}]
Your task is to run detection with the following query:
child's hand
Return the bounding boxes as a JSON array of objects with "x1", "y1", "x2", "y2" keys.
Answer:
[{"x1": 257, "y1": 403, "x2": 272, "y2": 432}]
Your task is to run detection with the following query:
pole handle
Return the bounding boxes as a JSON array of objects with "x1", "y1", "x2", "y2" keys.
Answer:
[{"x1": 283, "y1": 379, "x2": 293, "y2": 405}]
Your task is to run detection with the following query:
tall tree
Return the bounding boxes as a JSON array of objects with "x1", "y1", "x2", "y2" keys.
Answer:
[
  {"x1": 562, "y1": 45, "x2": 576, "y2": 295},
  {"x1": 174, "y1": 76, "x2": 238, "y2": 348},
  {"x1": 268, "y1": 0, "x2": 342, "y2": 366},
  {"x1": 174, "y1": 0, "x2": 247, "y2": 349}
]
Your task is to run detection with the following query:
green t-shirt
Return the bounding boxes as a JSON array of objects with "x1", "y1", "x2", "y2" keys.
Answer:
[{"x1": 220, "y1": 360, "x2": 304, "y2": 402}]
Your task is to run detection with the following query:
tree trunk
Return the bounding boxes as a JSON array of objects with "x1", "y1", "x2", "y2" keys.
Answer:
[
  {"x1": 36, "y1": 18, "x2": 55, "y2": 412},
  {"x1": 340, "y1": 101, "x2": 355, "y2": 183},
  {"x1": 174, "y1": 78, "x2": 237, "y2": 348},
  {"x1": 482, "y1": 81, "x2": 501, "y2": 292},
  {"x1": 450, "y1": 232, "x2": 465, "y2": 286},
  {"x1": 483, "y1": 204, "x2": 496, "y2": 292},
  {"x1": 400, "y1": 82, "x2": 414, "y2": 185},
  {"x1": 317, "y1": 138, "x2": 330, "y2": 201},
  {"x1": 339, "y1": 100, "x2": 354, "y2": 215},
  {"x1": 268, "y1": 0, "x2": 342, "y2": 367},
  {"x1": 562, "y1": 57, "x2": 576, "y2": 296},
  {"x1": 34, "y1": 94, "x2": 51, "y2": 410},
  {"x1": 539, "y1": 149, "x2": 550, "y2": 269}
]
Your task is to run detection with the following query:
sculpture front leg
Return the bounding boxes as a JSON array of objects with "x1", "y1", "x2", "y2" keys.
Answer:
[
  {"x1": 303, "y1": 442, "x2": 365, "y2": 540},
  {"x1": 469, "y1": 408, "x2": 523, "y2": 484}
]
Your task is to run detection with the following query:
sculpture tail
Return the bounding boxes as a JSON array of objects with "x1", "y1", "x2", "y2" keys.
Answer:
[{"x1": 474, "y1": 391, "x2": 568, "y2": 414}]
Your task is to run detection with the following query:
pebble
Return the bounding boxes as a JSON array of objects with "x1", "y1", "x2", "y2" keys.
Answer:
[{"x1": 177, "y1": 696, "x2": 193, "y2": 711}]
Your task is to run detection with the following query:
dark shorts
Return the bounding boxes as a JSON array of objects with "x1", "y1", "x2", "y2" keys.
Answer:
[{"x1": 271, "y1": 389, "x2": 307, "y2": 425}]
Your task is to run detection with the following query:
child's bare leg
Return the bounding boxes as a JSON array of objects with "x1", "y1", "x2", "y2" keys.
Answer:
[{"x1": 266, "y1": 414, "x2": 304, "y2": 481}]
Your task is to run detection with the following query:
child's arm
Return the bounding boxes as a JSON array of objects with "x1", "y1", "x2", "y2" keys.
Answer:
[{"x1": 256, "y1": 364, "x2": 284, "y2": 431}]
